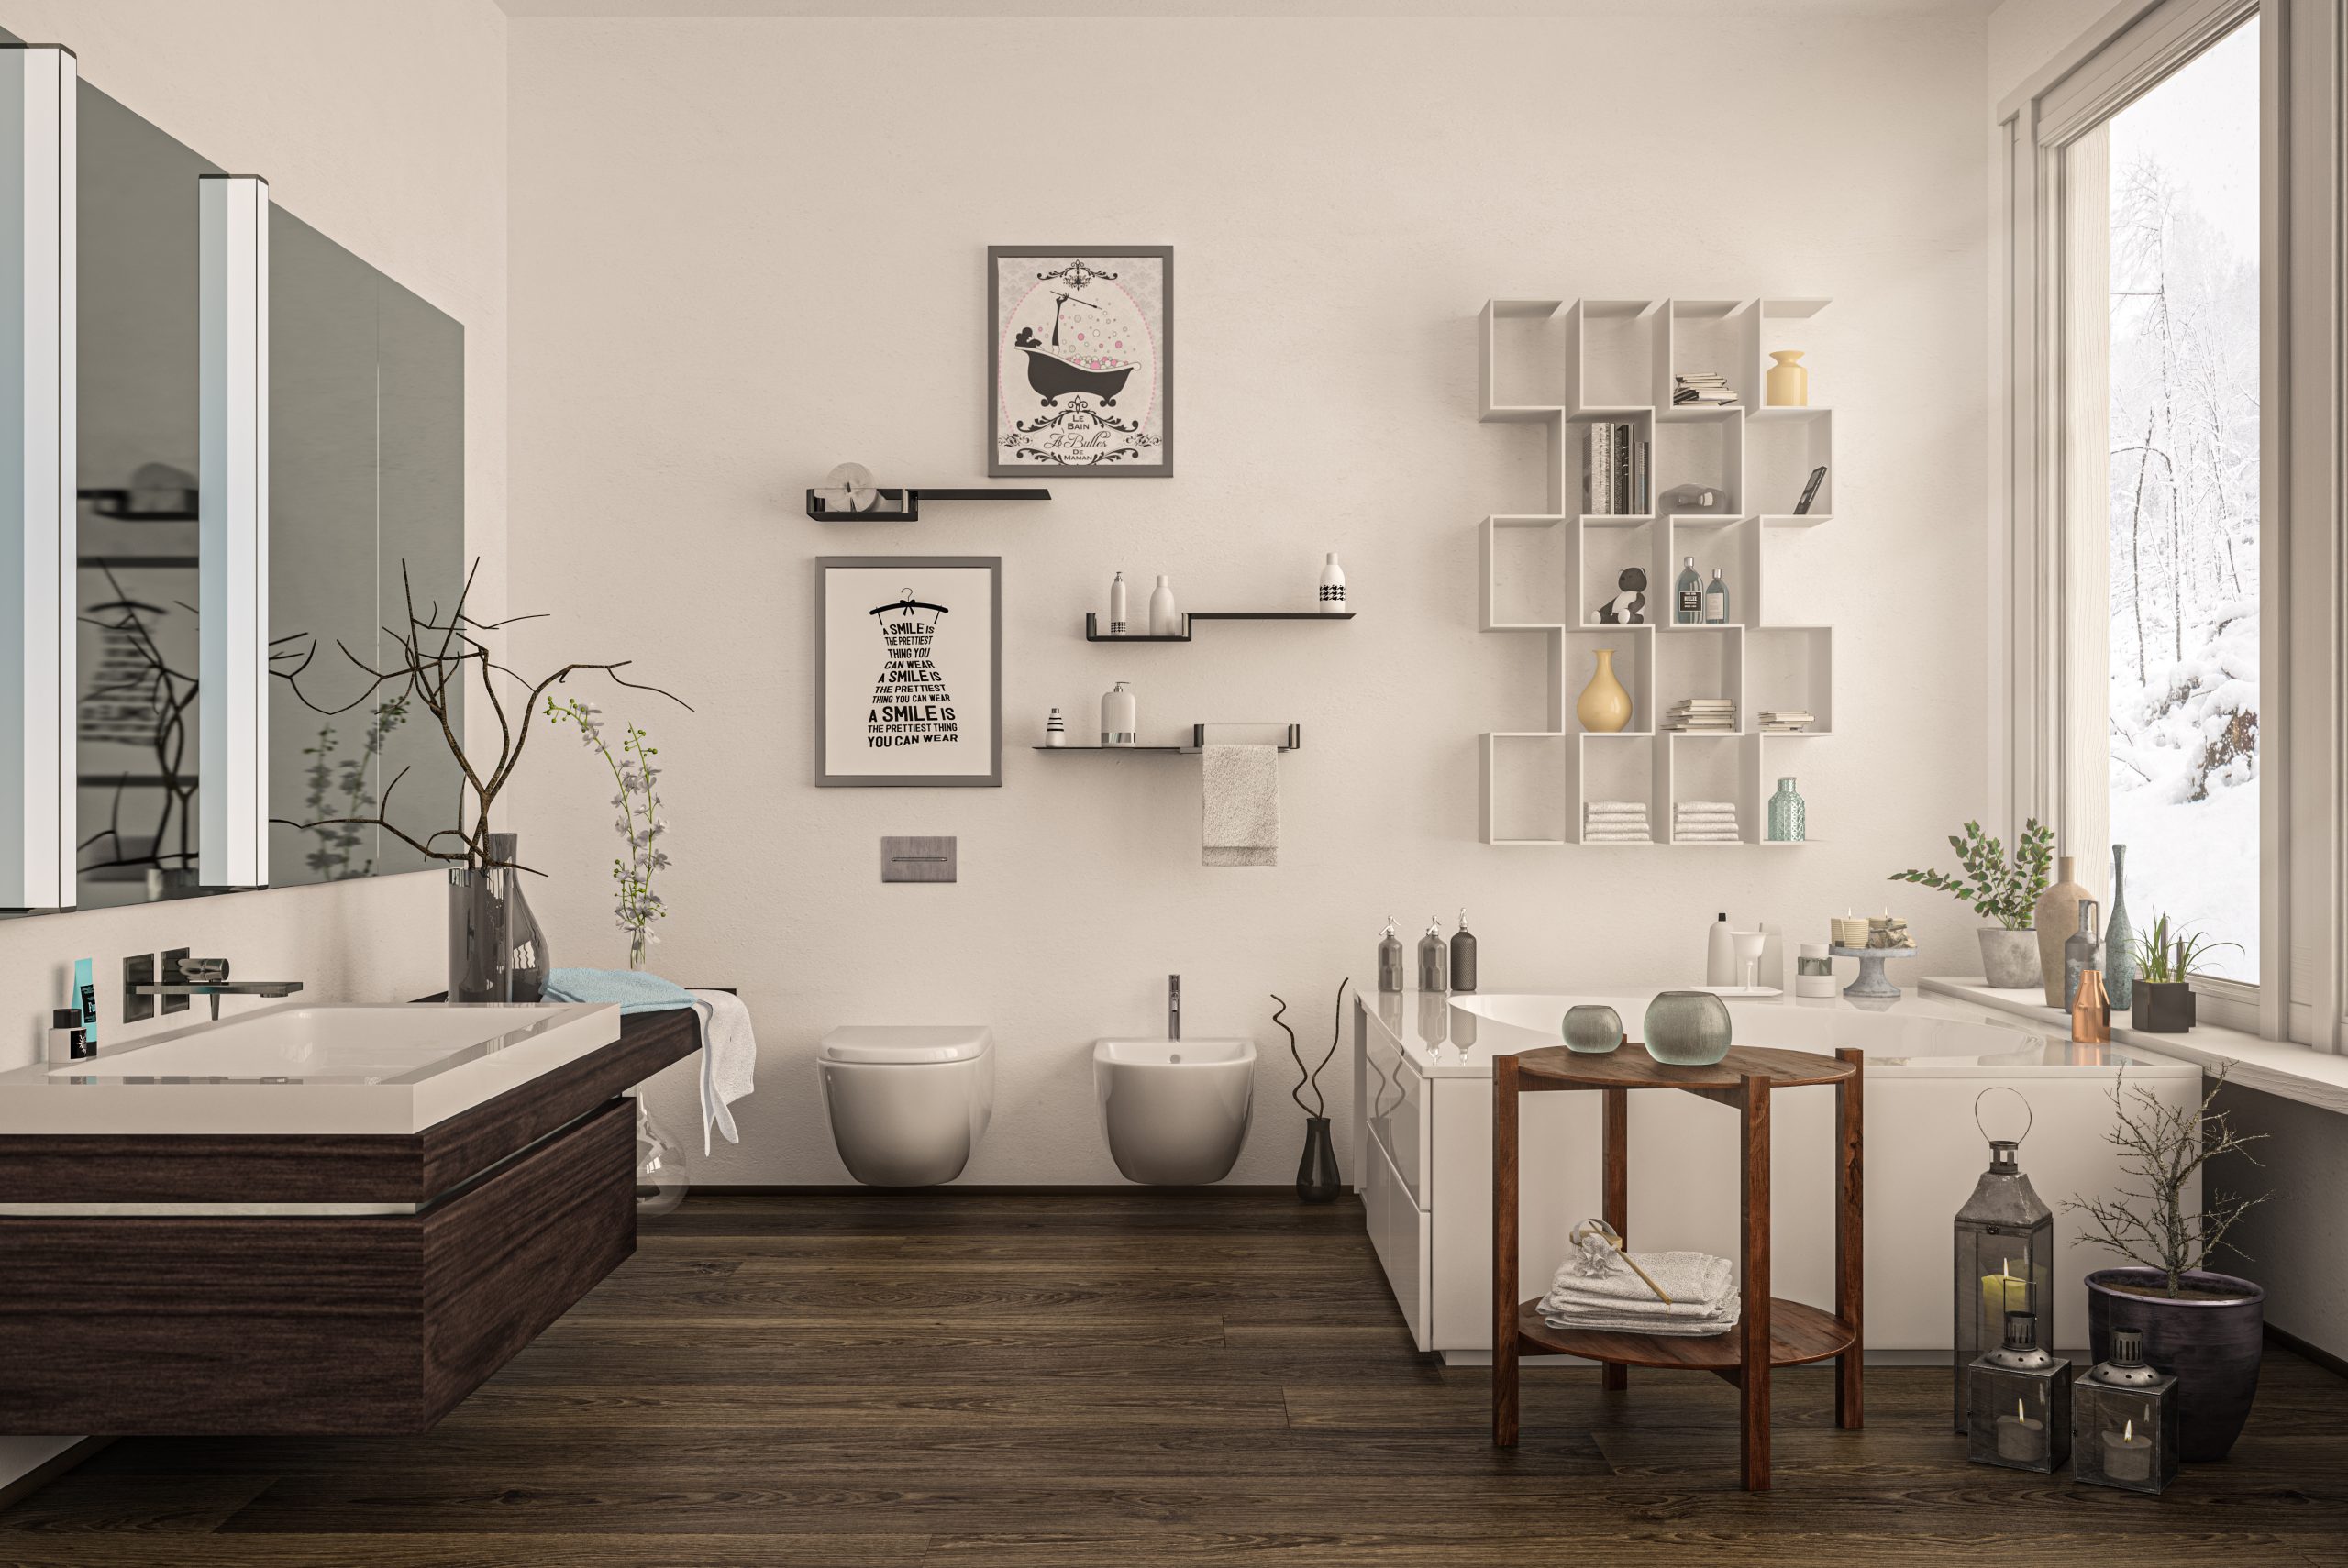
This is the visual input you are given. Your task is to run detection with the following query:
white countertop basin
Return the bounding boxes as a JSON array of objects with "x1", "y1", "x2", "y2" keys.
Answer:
[{"x1": 0, "y1": 1001, "x2": 626, "y2": 1136}]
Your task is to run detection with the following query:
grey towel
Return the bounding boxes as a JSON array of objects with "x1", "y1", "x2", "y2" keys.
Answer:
[{"x1": 1202, "y1": 745, "x2": 1279, "y2": 867}]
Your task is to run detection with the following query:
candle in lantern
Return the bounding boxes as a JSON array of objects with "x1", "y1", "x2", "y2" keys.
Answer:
[
  {"x1": 1995, "y1": 1397, "x2": 2045, "y2": 1463},
  {"x1": 2102, "y1": 1418, "x2": 2153, "y2": 1482},
  {"x1": 1979, "y1": 1260, "x2": 2031, "y2": 1320}
]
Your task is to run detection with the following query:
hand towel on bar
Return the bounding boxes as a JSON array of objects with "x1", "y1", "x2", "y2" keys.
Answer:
[
  {"x1": 1202, "y1": 744, "x2": 1279, "y2": 867},
  {"x1": 689, "y1": 988, "x2": 758, "y2": 1154}
]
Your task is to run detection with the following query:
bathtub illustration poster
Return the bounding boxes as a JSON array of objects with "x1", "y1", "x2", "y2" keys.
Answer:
[
  {"x1": 988, "y1": 246, "x2": 1172, "y2": 478},
  {"x1": 815, "y1": 557, "x2": 1002, "y2": 787}
]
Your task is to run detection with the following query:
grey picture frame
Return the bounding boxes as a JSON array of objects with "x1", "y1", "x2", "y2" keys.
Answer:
[
  {"x1": 815, "y1": 556, "x2": 1003, "y2": 788},
  {"x1": 988, "y1": 245, "x2": 1173, "y2": 478}
]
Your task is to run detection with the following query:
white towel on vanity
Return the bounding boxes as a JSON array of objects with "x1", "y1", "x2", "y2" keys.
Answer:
[
  {"x1": 690, "y1": 989, "x2": 758, "y2": 1154},
  {"x1": 1202, "y1": 744, "x2": 1279, "y2": 867}
]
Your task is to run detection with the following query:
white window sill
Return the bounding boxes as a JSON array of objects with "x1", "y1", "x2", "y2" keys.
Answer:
[{"x1": 1922, "y1": 977, "x2": 2348, "y2": 1116}]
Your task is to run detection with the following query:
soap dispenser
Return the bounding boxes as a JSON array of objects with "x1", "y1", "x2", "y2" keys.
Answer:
[
  {"x1": 1417, "y1": 916, "x2": 1448, "y2": 993},
  {"x1": 1706, "y1": 912, "x2": 1735, "y2": 986},
  {"x1": 1377, "y1": 917, "x2": 1405, "y2": 993},
  {"x1": 1449, "y1": 909, "x2": 1479, "y2": 994}
]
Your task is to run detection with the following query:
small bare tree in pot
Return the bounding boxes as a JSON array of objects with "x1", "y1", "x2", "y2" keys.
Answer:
[
  {"x1": 2066, "y1": 1066, "x2": 2269, "y2": 1460},
  {"x1": 1890, "y1": 818, "x2": 2054, "y2": 989}
]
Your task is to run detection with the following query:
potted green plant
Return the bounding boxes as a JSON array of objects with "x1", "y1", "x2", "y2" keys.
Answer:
[
  {"x1": 2132, "y1": 912, "x2": 2241, "y2": 1033},
  {"x1": 1890, "y1": 819, "x2": 2054, "y2": 989},
  {"x1": 2066, "y1": 1067, "x2": 2268, "y2": 1461}
]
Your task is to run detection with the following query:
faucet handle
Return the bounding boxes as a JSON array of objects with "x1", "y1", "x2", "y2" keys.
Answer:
[{"x1": 177, "y1": 956, "x2": 229, "y2": 983}]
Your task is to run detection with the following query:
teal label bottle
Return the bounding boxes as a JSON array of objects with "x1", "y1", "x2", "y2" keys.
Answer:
[{"x1": 1674, "y1": 556, "x2": 1700, "y2": 624}]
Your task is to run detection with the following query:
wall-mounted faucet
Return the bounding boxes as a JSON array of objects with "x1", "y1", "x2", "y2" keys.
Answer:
[
  {"x1": 1168, "y1": 974, "x2": 1181, "y2": 1042},
  {"x1": 131, "y1": 956, "x2": 305, "y2": 1021}
]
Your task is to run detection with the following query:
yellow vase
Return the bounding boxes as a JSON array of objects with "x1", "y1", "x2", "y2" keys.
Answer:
[
  {"x1": 1765, "y1": 350, "x2": 1809, "y2": 407},
  {"x1": 1577, "y1": 648, "x2": 1632, "y2": 734}
]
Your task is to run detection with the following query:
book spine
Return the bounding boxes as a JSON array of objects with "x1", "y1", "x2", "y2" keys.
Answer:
[
  {"x1": 1632, "y1": 441, "x2": 1648, "y2": 515},
  {"x1": 1614, "y1": 423, "x2": 1631, "y2": 515}
]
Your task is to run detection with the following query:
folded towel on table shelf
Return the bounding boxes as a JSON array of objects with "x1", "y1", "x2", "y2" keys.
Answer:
[
  {"x1": 1202, "y1": 744, "x2": 1279, "y2": 867},
  {"x1": 542, "y1": 968, "x2": 759, "y2": 1155},
  {"x1": 1538, "y1": 1249, "x2": 1741, "y2": 1335}
]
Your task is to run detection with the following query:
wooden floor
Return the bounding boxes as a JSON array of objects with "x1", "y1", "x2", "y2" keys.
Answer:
[{"x1": 6, "y1": 1191, "x2": 2348, "y2": 1565}]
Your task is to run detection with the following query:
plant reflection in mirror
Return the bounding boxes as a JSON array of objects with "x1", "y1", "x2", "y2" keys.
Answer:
[{"x1": 297, "y1": 697, "x2": 410, "y2": 879}]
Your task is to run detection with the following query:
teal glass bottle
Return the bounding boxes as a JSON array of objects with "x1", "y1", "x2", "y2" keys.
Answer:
[
  {"x1": 2104, "y1": 844, "x2": 2135, "y2": 1012},
  {"x1": 1704, "y1": 568, "x2": 1730, "y2": 624},
  {"x1": 1674, "y1": 555, "x2": 1700, "y2": 624},
  {"x1": 1767, "y1": 777, "x2": 1806, "y2": 842}
]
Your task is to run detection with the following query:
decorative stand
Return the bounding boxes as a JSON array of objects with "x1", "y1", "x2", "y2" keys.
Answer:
[
  {"x1": 1493, "y1": 1043, "x2": 1864, "y2": 1491},
  {"x1": 1831, "y1": 945, "x2": 1916, "y2": 999}
]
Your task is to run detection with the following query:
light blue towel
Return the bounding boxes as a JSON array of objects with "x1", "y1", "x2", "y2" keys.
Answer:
[{"x1": 542, "y1": 966, "x2": 697, "y2": 1015}]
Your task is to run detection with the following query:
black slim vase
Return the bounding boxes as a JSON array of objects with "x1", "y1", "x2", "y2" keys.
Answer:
[{"x1": 1296, "y1": 1116, "x2": 1341, "y2": 1203}]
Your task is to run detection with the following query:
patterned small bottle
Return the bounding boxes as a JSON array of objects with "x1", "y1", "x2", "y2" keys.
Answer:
[
  {"x1": 1044, "y1": 707, "x2": 1067, "y2": 748},
  {"x1": 1318, "y1": 552, "x2": 1347, "y2": 614},
  {"x1": 2105, "y1": 844, "x2": 2136, "y2": 1012},
  {"x1": 1767, "y1": 778, "x2": 1806, "y2": 843}
]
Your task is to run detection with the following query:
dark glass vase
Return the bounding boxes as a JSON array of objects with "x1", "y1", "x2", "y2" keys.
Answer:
[
  {"x1": 448, "y1": 834, "x2": 548, "y2": 1003},
  {"x1": 1295, "y1": 1116, "x2": 1341, "y2": 1203}
]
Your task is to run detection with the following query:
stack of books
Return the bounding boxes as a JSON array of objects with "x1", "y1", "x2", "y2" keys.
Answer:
[
  {"x1": 1583, "y1": 801, "x2": 1652, "y2": 844},
  {"x1": 1580, "y1": 422, "x2": 1651, "y2": 516},
  {"x1": 1673, "y1": 372, "x2": 1737, "y2": 408},
  {"x1": 1662, "y1": 698, "x2": 1737, "y2": 733},
  {"x1": 1758, "y1": 709, "x2": 1816, "y2": 734},
  {"x1": 1674, "y1": 801, "x2": 1742, "y2": 843}
]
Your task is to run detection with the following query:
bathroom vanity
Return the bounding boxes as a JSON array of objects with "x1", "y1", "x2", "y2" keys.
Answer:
[{"x1": 0, "y1": 1001, "x2": 698, "y2": 1434}]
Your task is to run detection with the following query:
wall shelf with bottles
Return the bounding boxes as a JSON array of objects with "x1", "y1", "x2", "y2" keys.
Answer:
[
  {"x1": 1036, "y1": 723, "x2": 1302, "y2": 754},
  {"x1": 1084, "y1": 612, "x2": 1353, "y2": 643},
  {"x1": 1474, "y1": 296, "x2": 1835, "y2": 846}
]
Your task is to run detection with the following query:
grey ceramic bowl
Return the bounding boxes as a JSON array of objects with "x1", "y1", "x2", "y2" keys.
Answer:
[
  {"x1": 1642, "y1": 989, "x2": 1733, "y2": 1066},
  {"x1": 1561, "y1": 1004, "x2": 1623, "y2": 1054}
]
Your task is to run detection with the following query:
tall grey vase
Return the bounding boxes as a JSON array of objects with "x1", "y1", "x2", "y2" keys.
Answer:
[{"x1": 2104, "y1": 844, "x2": 2135, "y2": 1013}]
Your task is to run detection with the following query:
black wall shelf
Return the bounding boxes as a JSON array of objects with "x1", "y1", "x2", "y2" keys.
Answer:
[
  {"x1": 1084, "y1": 612, "x2": 1354, "y2": 643},
  {"x1": 1035, "y1": 723, "x2": 1302, "y2": 754},
  {"x1": 807, "y1": 486, "x2": 1049, "y2": 523}
]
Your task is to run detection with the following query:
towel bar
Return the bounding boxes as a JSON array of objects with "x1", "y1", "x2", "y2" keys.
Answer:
[{"x1": 1034, "y1": 723, "x2": 1301, "y2": 755}]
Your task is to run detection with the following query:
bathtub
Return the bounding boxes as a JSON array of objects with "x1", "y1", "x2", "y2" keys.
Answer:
[{"x1": 1349, "y1": 986, "x2": 2201, "y2": 1364}]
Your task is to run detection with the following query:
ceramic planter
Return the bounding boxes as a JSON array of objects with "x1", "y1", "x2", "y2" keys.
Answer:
[
  {"x1": 2136, "y1": 980, "x2": 2196, "y2": 1032},
  {"x1": 2088, "y1": 1267, "x2": 2264, "y2": 1462},
  {"x1": 1977, "y1": 927, "x2": 2043, "y2": 991}
]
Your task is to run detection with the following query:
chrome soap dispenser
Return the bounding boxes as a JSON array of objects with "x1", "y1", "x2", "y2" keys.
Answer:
[{"x1": 1376, "y1": 917, "x2": 1405, "y2": 993}]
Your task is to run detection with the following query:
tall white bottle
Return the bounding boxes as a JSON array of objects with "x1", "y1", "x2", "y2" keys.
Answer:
[
  {"x1": 1108, "y1": 570, "x2": 1129, "y2": 636},
  {"x1": 1319, "y1": 552, "x2": 1347, "y2": 613},
  {"x1": 1705, "y1": 911, "x2": 1736, "y2": 986},
  {"x1": 1101, "y1": 680, "x2": 1138, "y2": 747},
  {"x1": 1149, "y1": 574, "x2": 1179, "y2": 636}
]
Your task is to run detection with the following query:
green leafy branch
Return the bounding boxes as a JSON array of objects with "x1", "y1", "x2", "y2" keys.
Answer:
[{"x1": 1889, "y1": 818, "x2": 2054, "y2": 930}]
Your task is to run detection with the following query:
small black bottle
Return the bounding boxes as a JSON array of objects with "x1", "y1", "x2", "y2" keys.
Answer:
[{"x1": 1449, "y1": 909, "x2": 1479, "y2": 994}]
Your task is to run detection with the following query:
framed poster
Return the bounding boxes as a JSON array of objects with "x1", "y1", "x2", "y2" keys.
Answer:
[
  {"x1": 816, "y1": 557, "x2": 1002, "y2": 788},
  {"x1": 989, "y1": 246, "x2": 1172, "y2": 478}
]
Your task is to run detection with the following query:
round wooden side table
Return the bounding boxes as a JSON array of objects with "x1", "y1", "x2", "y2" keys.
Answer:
[{"x1": 1491, "y1": 1043, "x2": 1864, "y2": 1491}]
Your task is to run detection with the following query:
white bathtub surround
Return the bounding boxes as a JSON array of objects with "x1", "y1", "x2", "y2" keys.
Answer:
[
  {"x1": 1094, "y1": 1037, "x2": 1256, "y2": 1186},
  {"x1": 1201, "y1": 744, "x2": 1279, "y2": 867},
  {"x1": 1353, "y1": 986, "x2": 2200, "y2": 1362}
]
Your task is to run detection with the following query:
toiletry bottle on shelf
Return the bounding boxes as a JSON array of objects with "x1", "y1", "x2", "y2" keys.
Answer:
[
  {"x1": 1045, "y1": 707, "x2": 1067, "y2": 747},
  {"x1": 1706, "y1": 912, "x2": 1735, "y2": 986},
  {"x1": 1703, "y1": 568, "x2": 1730, "y2": 624},
  {"x1": 1417, "y1": 917, "x2": 1448, "y2": 993},
  {"x1": 1675, "y1": 556, "x2": 1701, "y2": 624},
  {"x1": 1796, "y1": 943, "x2": 1836, "y2": 999},
  {"x1": 1449, "y1": 909, "x2": 1478, "y2": 994},
  {"x1": 1101, "y1": 680, "x2": 1138, "y2": 747},
  {"x1": 1149, "y1": 574, "x2": 1180, "y2": 636},
  {"x1": 1319, "y1": 553, "x2": 1347, "y2": 613},
  {"x1": 1108, "y1": 571, "x2": 1128, "y2": 636},
  {"x1": 48, "y1": 1007, "x2": 88, "y2": 1065},
  {"x1": 73, "y1": 958, "x2": 97, "y2": 1054},
  {"x1": 1377, "y1": 917, "x2": 1405, "y2": 993}
]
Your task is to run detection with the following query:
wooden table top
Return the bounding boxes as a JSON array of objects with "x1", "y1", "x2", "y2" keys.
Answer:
[{"x1": 1508, "y1": 1043, "x2": 1859, "y2": 1090}]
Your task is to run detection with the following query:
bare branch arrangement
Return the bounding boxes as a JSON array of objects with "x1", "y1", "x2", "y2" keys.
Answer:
[
  {"x1": 76, "y1": 564, "x2": 199, "y2": 875},
  {"x1": 1272, "y1": 978, "x2": 1349, "y2": 1119},
  {"x1": 2064, "y1": 1066, "x2": 2269, "y2": 1297},
  {"x1": 276, "y1": 559, "x2": 689, "y2": 870}
]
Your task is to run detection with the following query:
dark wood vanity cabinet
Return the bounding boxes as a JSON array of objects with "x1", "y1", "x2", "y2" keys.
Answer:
[{"x1": 0, "y1": 1007, "x2": 699, "y2": 1435}]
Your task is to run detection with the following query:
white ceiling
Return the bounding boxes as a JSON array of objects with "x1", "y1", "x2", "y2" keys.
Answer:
[{"x1": 494, "y1": 0, "x2": 1999, "y2": 18}]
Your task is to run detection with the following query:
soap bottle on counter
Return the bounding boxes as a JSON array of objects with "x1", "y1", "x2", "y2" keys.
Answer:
[
  {"x1": 1417, "y1": 916, "x2": 1448, "y2": 993},
  {"x1": 1706, "y1": 911, "x2": 1736, "y2": 986},
  {"x1": 1377, "y1": 917, "x2": 1405, "y2": 992},
  {"x1": 1449, "y1": 909, "x2": 1479, "y2": 994}
]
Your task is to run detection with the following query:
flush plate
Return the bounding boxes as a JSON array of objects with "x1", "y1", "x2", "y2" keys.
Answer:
[
  {"x1": 160, "y1": 947, "x2": 191, "y2": 1015},
  {"x1": 122, "y1": 954, "x2": 155, "y2": 1025},
  {"x1": 882, "y1": 836, "x2": 957, "y2": 883}
]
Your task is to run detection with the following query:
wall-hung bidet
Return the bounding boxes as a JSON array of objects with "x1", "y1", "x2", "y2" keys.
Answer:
[
  {"x1": 1093, "y1": 1017, "x2": 1256, "y2": 1186},
  {"x1": 818, "y1": 1024, "x2": 994, "y2": 1187}
]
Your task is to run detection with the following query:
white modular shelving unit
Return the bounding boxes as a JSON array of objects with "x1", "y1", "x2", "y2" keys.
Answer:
[{"x1": 1476, "y1": 297, "x2": 1836, "y2": 847}]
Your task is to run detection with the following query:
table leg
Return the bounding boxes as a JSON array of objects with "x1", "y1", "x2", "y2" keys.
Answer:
[
  {"x1": 1834, "y1": 1047, "x2": 1864, "y2": 1430},
  {"x1": 1601, "y1": 1086, "x2": 1628, "y2": 1393},
  {"x1": 1493, "y1": 1056, "x2": 1520, "y2": 1448},
  {"x1": 1739, "y1": 1072, "x2": 1772, "y2": 1491}
]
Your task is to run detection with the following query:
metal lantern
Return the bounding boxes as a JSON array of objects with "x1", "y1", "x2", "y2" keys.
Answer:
[
  {"x1": 2071, "y1": 1329, "x2": 2178, "y2": 1494},
  {"x1": 1966, "y1": 1311, "x2": 2072, "y2": 1473},
  {"x1": 1954, "y1": 1090, "x2": 2054, "y2": 1432}
]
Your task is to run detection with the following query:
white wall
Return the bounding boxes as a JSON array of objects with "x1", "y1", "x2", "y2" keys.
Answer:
[
  {"x1": 0, "y1": 0, "x2": 508, "y2": 1490},
  {"x1": 505, "y1": 10, "x2": 1996, "y2": 1186}
]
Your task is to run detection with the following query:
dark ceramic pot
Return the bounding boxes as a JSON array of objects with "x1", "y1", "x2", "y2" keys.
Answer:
[
  {"x1": 2088, "y1": 1266, "x2": 2264, "y2": 1461},
  {"x1": 1295, "y1": 1116, "x2": 1341, "y2": 1204},
  {"x1": 2136, "y1": 980, "x2": 2196, "y2": 1032}
]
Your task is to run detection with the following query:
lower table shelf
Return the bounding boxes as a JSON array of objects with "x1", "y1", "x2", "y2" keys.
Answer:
[{"x1": 1515, "y1": 1297, "x2": 1855, "y2": 1370}]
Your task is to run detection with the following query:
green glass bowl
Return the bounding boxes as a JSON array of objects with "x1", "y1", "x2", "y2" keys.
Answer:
[
  {"x1": 1561, "y1": 1004, "x2": 1624, "y2": 1054},
  {"x1": 1642, "y1": 990, "x2": 1733, "y2": 1066}
]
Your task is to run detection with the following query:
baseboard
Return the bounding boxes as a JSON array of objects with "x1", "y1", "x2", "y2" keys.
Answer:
[
  {"x1": 2265, "y1": 1321, "x2": 2348, "y2": 1379},
  {"x1": 691, "y1": 1184, "x2": 1303, "y2": 1197},
  {"x1": 0, "y1": 1438, "x2": 109, "y2": 1515}
]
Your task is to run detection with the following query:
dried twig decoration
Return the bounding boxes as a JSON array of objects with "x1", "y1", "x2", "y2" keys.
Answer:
[
  {"x1": 1272, "y1": 978, "x2": 1349, "y2": 1119},
  {"x1": 2063, "y1": 1065, "x2": 2269, "y2": 1297}
]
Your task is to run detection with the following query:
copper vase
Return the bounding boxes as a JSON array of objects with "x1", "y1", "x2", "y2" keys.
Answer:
[{"x1": 2071, "y1": 968, "x2": 2112, "y2": 1044}]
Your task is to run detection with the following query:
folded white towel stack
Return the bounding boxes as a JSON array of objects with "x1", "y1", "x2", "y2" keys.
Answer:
[
  {"x1": 1539, "y1": 1249, "x2": 1741, "y2": 1336},
  {"x1": 1583, "y1": 799, "x2": 1652, "y2": 844},
  {"x1": 1674, "y1": 800, "x2": 1741, "y2": 843}
]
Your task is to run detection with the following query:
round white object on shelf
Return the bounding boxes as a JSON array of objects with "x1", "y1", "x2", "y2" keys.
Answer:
[{"x1": 815, "y1": 460, "x2": 880, "y2": 513}]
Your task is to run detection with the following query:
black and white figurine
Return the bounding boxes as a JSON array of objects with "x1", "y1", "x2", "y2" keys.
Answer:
[{"x1": 1598, "y1": 567, "x2": 1647, "y2": 625}]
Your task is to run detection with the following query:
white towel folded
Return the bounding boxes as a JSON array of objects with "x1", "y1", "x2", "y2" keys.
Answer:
[
  {"x1": 1586, "y1": 806, "x2": 1651, "y2": 818},
  {"x1": 689, "y1": 988, "x2": 759, "y2": 1155},
  {"x1": 1538, "y1": 1250, "x2": 1742, "y2": 1336},
  {"x1": 1587, "y1": 800, "x2": 1648, "y2": 812},
  {"x1": 1678, "y1": 800, "x2": 1738, "y2": 812},
  {"x1": 1545, "y1": 1300, "x2": 1743, "y2": 1336}
]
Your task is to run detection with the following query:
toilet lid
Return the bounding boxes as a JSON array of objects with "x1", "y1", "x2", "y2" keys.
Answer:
[{"x1": 819, "y1": 1024, "x2": 992, "y2": 1064}]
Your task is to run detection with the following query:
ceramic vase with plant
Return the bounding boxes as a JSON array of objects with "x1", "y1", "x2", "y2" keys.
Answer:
[
  {"x1": 1272, "y1": 984, "x2": 1346, "y2": 1203},
  {"x1": 2066, "y1": 1067, "x2": 2269, "y2": 1461},
  {"x1": 2132, "y1": 913, "x2": 2240, "y2": 1034},
  {"x1": 1890, "y1": 818, "x2": 2054, "y2": 989}
]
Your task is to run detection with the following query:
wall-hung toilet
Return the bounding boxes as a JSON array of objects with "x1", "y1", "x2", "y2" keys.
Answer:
[
  {"x1": 1094, "y1": 1037, "x2": 1256, "y2": 1185},
  {"x1": 819, "y1": 1025, "x2": 994, "y2": 1187}
]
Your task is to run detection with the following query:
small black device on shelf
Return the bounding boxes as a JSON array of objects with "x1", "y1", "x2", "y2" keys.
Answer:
[{"x1": 806, "y1": 460, "x2": 1047, "y2": 522}]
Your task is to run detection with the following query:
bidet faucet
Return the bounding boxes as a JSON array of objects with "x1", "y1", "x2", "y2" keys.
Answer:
[{"x1": 1168, "y1": 974, "x2": 1181, "y2": 1041}]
